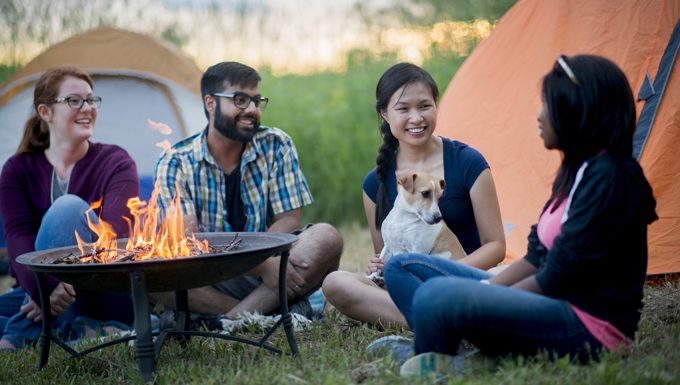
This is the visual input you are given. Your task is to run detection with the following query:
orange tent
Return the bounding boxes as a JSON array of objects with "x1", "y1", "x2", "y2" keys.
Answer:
[{"x1": 437, "y1": 0, "x2": 680, "y2": 274}]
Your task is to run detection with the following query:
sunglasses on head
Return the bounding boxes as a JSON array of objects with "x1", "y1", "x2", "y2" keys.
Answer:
[{"x1": 555, "y1": 55, "x2": 579, "y2": 85}]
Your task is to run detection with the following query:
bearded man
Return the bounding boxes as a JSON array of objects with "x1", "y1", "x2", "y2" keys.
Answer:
[{"x1": 153, "y1": 62, "x2": 342, "y2": 319}]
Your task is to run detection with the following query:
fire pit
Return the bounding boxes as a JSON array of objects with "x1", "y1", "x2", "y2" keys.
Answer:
[{"x1": 17, "y1": 232, "x2": 299, "y2": 383}]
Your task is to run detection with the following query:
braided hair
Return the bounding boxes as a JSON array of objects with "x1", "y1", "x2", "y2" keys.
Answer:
[{"x1": 374, "y1": 63, "x2": 439, "y2": 229}]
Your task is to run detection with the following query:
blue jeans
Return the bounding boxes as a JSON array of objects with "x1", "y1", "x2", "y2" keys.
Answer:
[
  {"x1": 384, "y1": 253, "x2": 602, "y2": 361},
  {"x1": 0, "y1": 287, "x2": 25, "y2": 333},
  {"x1": 1, "y1": 195, "x2": 133, "y2": 347}
]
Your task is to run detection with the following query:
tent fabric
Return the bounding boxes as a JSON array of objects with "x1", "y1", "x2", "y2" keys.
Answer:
[
  {"x1": 634, "y1": 19, "x2": 680, "y2": 160},
  {"x1": 0, "y1": 27, "x2": 206, "y2": 179},
  {"x1": 436, "y1": 0, "x2": 680, "y2": 274},
  {"x1": 3, "y1": 26, "x2": 200, "y2": 96},
  {"x1": 0, "y1": 27, "x2": 207, "y2": 248}
]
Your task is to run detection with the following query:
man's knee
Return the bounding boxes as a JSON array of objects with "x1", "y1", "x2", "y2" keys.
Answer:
[
  {"x1": 307, "y1": 223, "x2": 343, "y2": 252},
  {"x1": 297, "y1": 223, "x2": 343, "y2": 266}
]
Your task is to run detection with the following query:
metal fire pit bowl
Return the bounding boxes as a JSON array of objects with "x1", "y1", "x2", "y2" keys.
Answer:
[
  {"x1": 16, "y1": 232, "x2": 299, "y2": 383},
  {"x1": 17, "y1": 232, "x2": 297, "y2": 293}
]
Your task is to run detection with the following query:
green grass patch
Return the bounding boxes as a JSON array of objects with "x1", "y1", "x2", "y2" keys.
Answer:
[{"x1": 0, "y1": 280, "x2": 677, "y2": 385}]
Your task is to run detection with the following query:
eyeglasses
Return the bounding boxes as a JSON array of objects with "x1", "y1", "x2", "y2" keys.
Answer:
[
  {"x1": 212, "y1": 92, "x2": 268, "y2": 111},
  {"x1": 555, "y1": 55, "x2": 579, "y2": 85},
  {"x1": 52, "y1": 96, "x2": 102, "y2": 109}
]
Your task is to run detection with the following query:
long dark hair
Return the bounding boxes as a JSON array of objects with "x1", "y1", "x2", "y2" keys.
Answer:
[
  {"x1": 543, "y1": 54, "x2": 636, "y2": 207},
  {"x1": 374, "y1": 63, "x2": 439, "y2": 229},
  {"x1": 17, "y1": 66, "x2": 94, "y2": 154}
]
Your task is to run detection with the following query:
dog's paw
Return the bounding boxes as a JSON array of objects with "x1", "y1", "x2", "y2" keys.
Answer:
[{"x1": 367, "y1": 272, "x2": 385, "y2": 288}]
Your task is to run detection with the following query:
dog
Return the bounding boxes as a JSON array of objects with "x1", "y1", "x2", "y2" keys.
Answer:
[{"x1": 368, "y1": 172, "x2": 466, "y2": 286}]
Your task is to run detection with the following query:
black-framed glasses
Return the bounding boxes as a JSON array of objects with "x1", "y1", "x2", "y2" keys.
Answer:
[
  {"x1": 555, "y1": 55, "x2": 579, "y2": 85},
  {"x1": 52, "y1": 96, "x2": 102, "y2": 109},
  {"x1": 212, "y1": 92, "x2": 269, "y2": 111}
]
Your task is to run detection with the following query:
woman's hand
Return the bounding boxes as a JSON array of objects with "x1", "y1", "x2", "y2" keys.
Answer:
[
  {"x1": 49, "y1": 282, "x2": 76, "y2": 316},
  {"x1": 21, "y1": 283, "x2": 77, "y2": 322},
  {"x1": 21, "y1": 296, "x2": 43, "y2": 322},
  {"x1": 365, "y1": 254, "x2": 384, "y2": 275}
]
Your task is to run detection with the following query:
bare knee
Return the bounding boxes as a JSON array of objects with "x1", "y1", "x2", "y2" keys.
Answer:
[
  {"x1": 299, "y1": 223, "x2": 343, "y2": 270},
  {"x1": 322, "y1": 271, "x2": 360, "y2": 309},
  {"x1": 311, "y1": 222, "x2": 343, "y2": 258}
]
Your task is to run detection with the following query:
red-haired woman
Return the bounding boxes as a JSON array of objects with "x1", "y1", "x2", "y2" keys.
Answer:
[{"x1": 0, "y1": 66, "x2": 139, "y2": 350}]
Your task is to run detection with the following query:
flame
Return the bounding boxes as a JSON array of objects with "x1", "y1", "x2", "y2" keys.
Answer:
[
  {"x1": 155, "y1": 139, "x2": 172, "y2": 153},
  {"x1": 75, "y1": 184, "x2": 209, "y2": 263},
  {"x1": 147, "y1": 119, "x2": 173, "y2": 135}
]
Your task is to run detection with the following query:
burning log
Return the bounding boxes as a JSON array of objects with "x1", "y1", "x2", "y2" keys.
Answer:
[
  {"x1": 66, "y1": 182, "x2": 221, "y2": 263},
  {"x1": 50, "y1": 234, "x2": 242, "y2": 265}
]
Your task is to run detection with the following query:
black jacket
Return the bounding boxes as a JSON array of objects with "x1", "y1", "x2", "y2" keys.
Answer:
[{"x1": 524, "y1": 153, "x2": 657, "y2": 338}]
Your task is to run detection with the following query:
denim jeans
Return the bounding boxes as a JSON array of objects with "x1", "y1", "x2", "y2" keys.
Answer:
[
  {"x1": 1, "y1": 195, "x2": 133, "y2": 347},
  {"x1": 384, "y1": 253, "x2": 602, "y2": 361},
  {"x1": 0, "y1": 287, "x2": 25, "y2": 333}
]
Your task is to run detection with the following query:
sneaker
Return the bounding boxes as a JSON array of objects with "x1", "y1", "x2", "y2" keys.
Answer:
[
  {"x1": 307, "y1": 290, "x2": 326, "y2": 319},
  {"x1": 189, "y1": 314, "x2": 224, "y2": 331},
  {"x1": 288, "y1": 297, "x2": 313, "y2": 320},
  {"x1": 400, "y1": 349, "x2": 493, "y2": 378},
  {"x1": 366, "y1": 335, "x2": 414, "y2": 365}
]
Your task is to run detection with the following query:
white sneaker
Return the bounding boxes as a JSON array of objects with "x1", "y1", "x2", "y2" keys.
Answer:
[
  {"x1": 366, "y1": 335, "x2": 414, "y2": 364},
  {"x1": 400, "y1": 349, "x2": 493, "y2": 378}
]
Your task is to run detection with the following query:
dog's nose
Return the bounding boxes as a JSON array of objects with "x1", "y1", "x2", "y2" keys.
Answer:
[{"x1": 432, "y1": 213, "x2": 443, "y2": 223}]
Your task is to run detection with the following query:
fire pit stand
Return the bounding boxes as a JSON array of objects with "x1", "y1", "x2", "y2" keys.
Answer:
[{"x1": 19, "y1": 232, "x2": 299, "y2": 383}]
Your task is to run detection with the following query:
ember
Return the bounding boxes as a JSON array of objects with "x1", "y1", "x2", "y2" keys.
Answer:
[{"x1": 67, "y1": 183, "x2": 228, "y2": 264}]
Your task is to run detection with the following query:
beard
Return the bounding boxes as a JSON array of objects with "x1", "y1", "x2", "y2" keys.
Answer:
[{"x1": 213, "y1": 102, "x2": 259, "y2": 143}]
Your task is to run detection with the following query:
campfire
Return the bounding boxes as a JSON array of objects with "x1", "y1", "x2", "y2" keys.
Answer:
[{"x1": 54, "y1": 185, "x2": 241, "y2": 264}]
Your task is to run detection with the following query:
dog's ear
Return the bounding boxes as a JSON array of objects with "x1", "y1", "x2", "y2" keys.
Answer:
[{"x1": 398, "y1": 173, "x2": 417, "y2": 193}]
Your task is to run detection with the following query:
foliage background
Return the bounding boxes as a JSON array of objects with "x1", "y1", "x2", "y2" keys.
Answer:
[
  {"x1": 0, "y1": 0, "x2": 505, "y2": 227},
  {"x1": 259, "y1": 50, "x2": 467, "y2": 225}
]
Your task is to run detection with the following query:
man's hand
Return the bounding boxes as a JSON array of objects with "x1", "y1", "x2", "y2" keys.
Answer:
[
  {"x1": 365, "y1": 254, "x2": 383, "y2": 275},
  {"x1": 259, "y1": 256, "x2": 308, "y2": 298}
]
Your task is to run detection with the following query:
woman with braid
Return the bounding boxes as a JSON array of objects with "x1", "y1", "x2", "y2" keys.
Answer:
[{"x1": 322, "y1": 63, "x2": 505, "y2": 327}]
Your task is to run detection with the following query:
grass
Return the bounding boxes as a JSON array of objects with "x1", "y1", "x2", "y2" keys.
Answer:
[{"x1": 1, "y1": 225, "x2": 679, "y2": 384}]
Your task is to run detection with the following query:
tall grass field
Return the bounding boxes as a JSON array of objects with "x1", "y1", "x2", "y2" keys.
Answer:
[{"x1": 259, "y1": 51, "x2": 466, "y2": 226}]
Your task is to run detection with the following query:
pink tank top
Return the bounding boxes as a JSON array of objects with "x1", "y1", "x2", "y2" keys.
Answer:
[
  {"x1": 537, "y1": 193, "x2": 632, "y2": 353},
  {"x1": 537, "y1": 200, "x2": 567, "y2": 249}
]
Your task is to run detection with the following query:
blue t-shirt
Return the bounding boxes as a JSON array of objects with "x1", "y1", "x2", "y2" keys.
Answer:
[{"x1": 363, "y1": 137, "x2": 489, "y2": 254}]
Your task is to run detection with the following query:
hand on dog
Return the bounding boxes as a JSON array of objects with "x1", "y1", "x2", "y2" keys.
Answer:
[{"x1": 365, "y1": 254, "x2": 383, "y2": 275}]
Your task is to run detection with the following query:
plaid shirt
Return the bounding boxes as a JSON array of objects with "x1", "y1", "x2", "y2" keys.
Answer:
[{"x1": 154, "y1": 126, "x2": 313, "y2": 232}]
